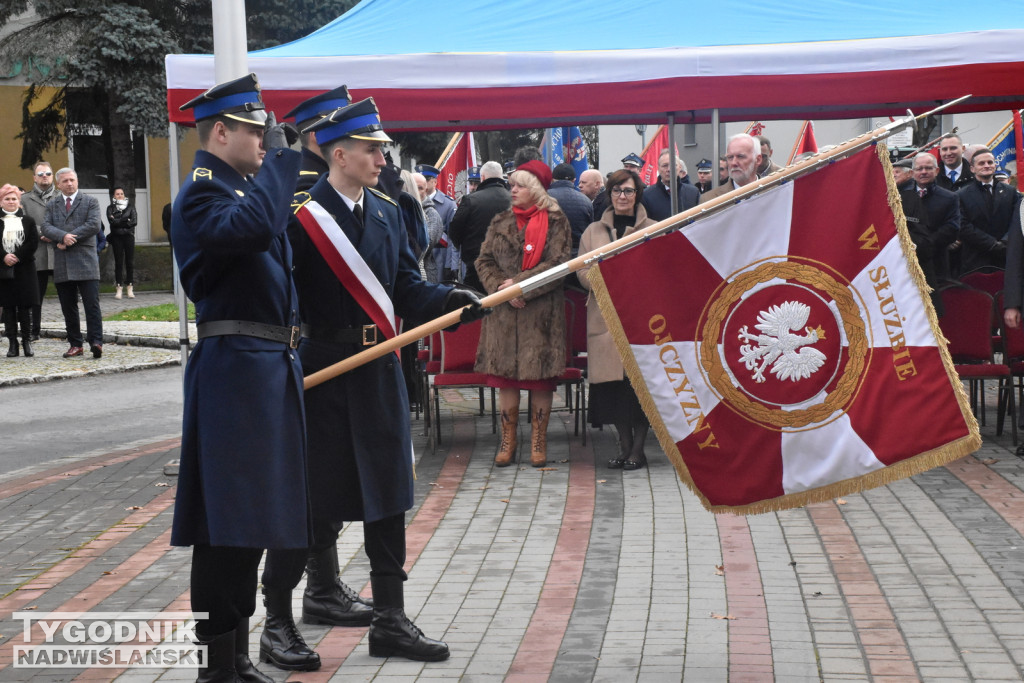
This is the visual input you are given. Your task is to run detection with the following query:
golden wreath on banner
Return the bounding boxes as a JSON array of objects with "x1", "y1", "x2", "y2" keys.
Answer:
[{"x1": 697, "y1": 257, "x2": 869, "y2": 431}]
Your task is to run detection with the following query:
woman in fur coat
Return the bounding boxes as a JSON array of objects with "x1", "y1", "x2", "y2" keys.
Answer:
[{"x1": 475, "y1": 161, "x2": 571, "y2": 467}]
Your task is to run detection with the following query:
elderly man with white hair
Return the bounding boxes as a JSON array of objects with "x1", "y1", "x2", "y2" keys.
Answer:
[
  {"x1": 699, "y1": 134, "x2": 763, "y2": 204},
  {"x1": 449, "y1": 160, "x2": 511, "y2": 292}
]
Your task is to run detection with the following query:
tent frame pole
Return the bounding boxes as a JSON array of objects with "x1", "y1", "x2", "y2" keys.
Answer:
[
  {"x1": 667, "y1": 112, "x2": 677, "y2": 210},
  {"x1": 712, "y1": 108, "x2": 721, "y2": 188},
  {"x1": 169, "y1": 123, "x2": 189, "y2": 370}
]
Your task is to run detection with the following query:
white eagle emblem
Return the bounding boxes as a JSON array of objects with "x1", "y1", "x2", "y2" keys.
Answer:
[{"x1": 737, "y1": 301, "x2": 826, "y2": 383}]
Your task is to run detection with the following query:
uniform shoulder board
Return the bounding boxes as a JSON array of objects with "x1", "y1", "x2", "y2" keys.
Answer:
[
  {"x1": 367, "y1": 187, "x2": 397, "y2": 206},
  {"x1": 192, "y1": 167, "x2": 213, "y2": 182},
  {"x1": 298, "y1": 170, "x2": 319, "y2": 177},
  {"x1": 291, "y1": 192, "x2": 312, "y2": 214}
]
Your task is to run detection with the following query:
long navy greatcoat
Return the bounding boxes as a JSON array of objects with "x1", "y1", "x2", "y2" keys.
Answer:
[
  {"x1": 170, "y1": 148, "x2": 309, "y2": 550},
  {"x1": 289, "y1": 177, "x2": 451, "y2": 526}
]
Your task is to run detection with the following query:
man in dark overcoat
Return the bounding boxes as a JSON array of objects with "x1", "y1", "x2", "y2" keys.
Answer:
[
  {"x1": 259, "y1": 98, "x2": 484, "y2": 666},
  {"x1": 900, "y1": 153, "x2": 960, "y2": 315},
  {"x1": 170, "y1": 73, "x2": 305, "y2": 682},
  {"x1": 956, "y1": 148, "x2": 1022, "y2": 274}
]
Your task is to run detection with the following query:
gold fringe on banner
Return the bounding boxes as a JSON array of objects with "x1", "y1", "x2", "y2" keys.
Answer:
[{"x1": 589, "y1": 143, "x2": 981, "y2": 516}]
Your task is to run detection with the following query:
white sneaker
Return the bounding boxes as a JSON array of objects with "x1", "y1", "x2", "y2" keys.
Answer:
[
  {"x1": 114, "y1": 286, "x2": 122, "y2": 300},
  {"x1": 126, "y1": 285, "x2": 135, "y2": 299}
]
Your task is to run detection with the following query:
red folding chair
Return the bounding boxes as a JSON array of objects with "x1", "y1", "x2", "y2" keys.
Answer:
[
  {"x1": 939, "y1": 284, "x2": 1016, "y2": 444},
  {"x1": 430, "y1": 321, "x2": 496, "y2": 444}
]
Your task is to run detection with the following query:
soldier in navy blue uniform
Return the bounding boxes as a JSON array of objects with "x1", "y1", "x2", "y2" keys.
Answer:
[
  {"x1": 250, "y1": 86, "x2": 376, "y2": 664},
  {"x1": 258, "y1": 98, "x2": 484, "y2": 666},
  {"x1": 284, "y1": 86, "x2": 350, "y2": 193},
  {"x1": 171, "y1": 74, "x2": 304, "y2": 682},
  {"x1": 415, "y1": 163, "x2": 459, "y2": 280}
]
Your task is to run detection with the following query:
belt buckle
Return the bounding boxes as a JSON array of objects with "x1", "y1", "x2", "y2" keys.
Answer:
[
  {"x1": 362, "y1": 324, "x2": 378, "y2": 346},
  {"x1": 289, "y1": 326, "x2": 301, "y2": 349}
]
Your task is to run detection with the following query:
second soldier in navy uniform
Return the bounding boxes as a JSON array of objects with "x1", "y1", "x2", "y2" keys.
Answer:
[
  {"x1": 255, "y1": 85, "x2": 377, "y2": 674},
  {"x1": 262, "y1": 97, "x2": 485, "y2": 665},
  {"x1": 283, "y1": 85, "x2": 351, "y2": 194}
]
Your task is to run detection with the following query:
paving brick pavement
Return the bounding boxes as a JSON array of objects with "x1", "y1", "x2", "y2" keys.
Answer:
[{"x1": 3, "y1": 307, "x2": 1024, "y2": 679}]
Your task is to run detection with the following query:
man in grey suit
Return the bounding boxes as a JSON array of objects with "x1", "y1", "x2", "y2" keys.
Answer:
[{"x1": 41, "y1": 168, "x2": 103, "y2": 358}]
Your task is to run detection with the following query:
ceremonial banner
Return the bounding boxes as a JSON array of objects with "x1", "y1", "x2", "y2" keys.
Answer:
[
  {"x1": 540, "y1": 127, "x2": 590, "y2": 184},
  {"x1": 986, "y1": 111, "x2": 1023, "y2": 175},
  {"x1": 638, "y1": 125, "x2": 671, "y2": 186},
  {"x1": 787, "y1": 121, "x2": 818, "y2": 164},
  {"x1": 588, "y1": 144, "x2": 980, "y2": 514},
  {"x1": 436, "y1": 132, "x2": 478, "y2": 203}
]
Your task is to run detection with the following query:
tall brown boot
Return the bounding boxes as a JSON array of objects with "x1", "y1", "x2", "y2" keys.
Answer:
[
  {"x1": 530, "y1": 406, "x2": 550, "y2": 467},
  {"x1": 494, "y1": 408, "x2": 518, "y2": 467}
]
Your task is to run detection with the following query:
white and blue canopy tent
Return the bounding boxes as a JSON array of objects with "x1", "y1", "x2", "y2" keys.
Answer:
[
  {"x1": 164, "y1": 0, "x2": 1024, "y2": 362},
  {"x1": 166, "y1": 0, "x2": 1024, "y2": 130}
]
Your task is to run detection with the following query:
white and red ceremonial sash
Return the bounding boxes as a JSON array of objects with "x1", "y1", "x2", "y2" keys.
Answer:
[
  {"x1": 588, "y1": 144, "x2": 980, "y2": 514},
  {"x1": 295, "y1": 200, "x2": 398, "y2": 346}
]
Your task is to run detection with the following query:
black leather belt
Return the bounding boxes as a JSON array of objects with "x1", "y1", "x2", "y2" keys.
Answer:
[
  {"x1": 300, "y1": 323, "x2": 380, "y2": 346},
  {"x1": 196, "y1": 320, "x2": 301, "y2": 349}
]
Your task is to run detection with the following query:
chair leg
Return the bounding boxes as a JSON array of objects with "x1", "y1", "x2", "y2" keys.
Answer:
[
  {"x1": 580, "y1": 381, "x2": 587, "y2": 446},
  {"x1": 423, "y1": 376, "x2": 432, "y2": 437},
  {"x1": 437, "y1": 385, "x2": 444, "y2": 443},
  {"x1": 979, "y1": 379, "x2": 986, "y2": 425},
  {"x1": 478, "y1": 387, "x2": 485, "y2": 416},
  {"x1": 997, "y1": 378, "x2": 1007, "y2": 436}
]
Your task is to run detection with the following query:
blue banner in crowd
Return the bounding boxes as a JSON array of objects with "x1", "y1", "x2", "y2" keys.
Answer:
[
  {"x1": 540, "y1": 127, "x2": 589, "y2": 186},
  {"x1": 990, "y1": 123, "x2": 1016, "y2": 169}
]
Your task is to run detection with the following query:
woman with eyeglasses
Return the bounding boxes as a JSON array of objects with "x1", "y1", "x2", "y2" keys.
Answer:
[
  {"x1": 0, "y1": 184, "x2": 39, "y2": 357},
  {"x1": 475, "y1": 161, "x2": 571, "y2": 468},
  {"x1": 578, "y1": 168, "x2": 656, "y2": 470}
]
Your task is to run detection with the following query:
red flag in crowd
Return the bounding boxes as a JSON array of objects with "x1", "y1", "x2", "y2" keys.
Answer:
[
  {"x1": 744, "y1": 121, "x2": 766, "y2": 137},
  {"x1": 787, "y1": 121, "x2": 818, "y2": 164},
  {"x1": 436, "y1": 132, "x2": 478, "y2": 202},
  {"x1": 638, "y1": 125, "x2": 674, "y2": 186},
  {"x1": 587, "y1": 144, "x2": 979, "y2": 514}
]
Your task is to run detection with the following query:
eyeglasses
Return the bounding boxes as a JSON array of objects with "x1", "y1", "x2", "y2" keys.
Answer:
[
  {"x1": 611, "y1": 187, "x2": 636, "y2": 196},
  {"x1": 35, "y1": 171, "x2": 52, "y2": 177}
]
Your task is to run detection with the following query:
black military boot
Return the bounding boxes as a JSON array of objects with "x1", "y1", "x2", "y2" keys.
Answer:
[
  {"x1": 301, "y1": 545, "x2": 372, "y2": 626},
  {"x1": 233, "y1": 618, "x2": 273, "y2": 682},
  {"x1": 367, "y1": 576, "x2": 449, "y2": 662},
  {"x1": 19, "y1": 309, "x2": 32, "y2": 357},
  {"x1": 259, "y1": 590, "x2": 320, "y2": 671},
  {"x1": 196, "y1": 628, "x2": 242, "y2": 683}
]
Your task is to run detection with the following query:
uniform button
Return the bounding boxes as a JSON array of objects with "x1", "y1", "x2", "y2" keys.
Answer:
[
  {"x1": 276, "y1": 151, "x2": 283, "y2": 157},
  {"x1": 290, "y1": 353, "x2": 295, "y2": 361}
]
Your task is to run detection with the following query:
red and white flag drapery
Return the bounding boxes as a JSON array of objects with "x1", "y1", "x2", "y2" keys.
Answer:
[
  {"x1": 587, "y1": 144, "x2": 980, "y2": 514},
  {"x1": 436, "y1": 132, "x2": 478, "y2": 203},
  {"x1": 787, "y1": 121, "x2": 818, "y2": 164}
]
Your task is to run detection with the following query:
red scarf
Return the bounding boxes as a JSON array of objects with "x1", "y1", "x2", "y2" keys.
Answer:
[{"x1": 513, "y1": 204, "x2": 549, "y2": 271}]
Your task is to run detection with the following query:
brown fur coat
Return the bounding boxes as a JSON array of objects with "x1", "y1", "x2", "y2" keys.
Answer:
[{"x1": 474, "y1": 207, "x2": 571, "y2": 380}]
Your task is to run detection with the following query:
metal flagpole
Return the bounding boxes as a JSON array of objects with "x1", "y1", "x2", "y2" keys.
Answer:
[
  {"x1": 899, "y1": 126, "x2": 959, "y2": 159},
  {"x1": 303, "y1": 95, "x2": 971, "y2": 390}
]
